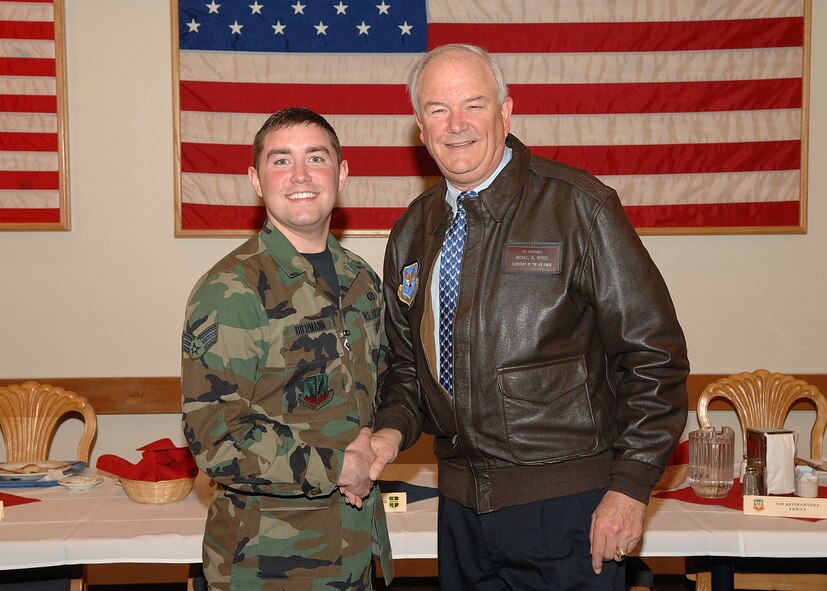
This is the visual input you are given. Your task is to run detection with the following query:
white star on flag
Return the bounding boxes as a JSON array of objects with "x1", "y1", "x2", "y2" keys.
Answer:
[
  {"x1": 399, "y1": 21, "x2": 412, "y2": 35},
  {"x1": 272, "y1": 21, "x2": 286, "y2": 35},
  {"x1": 334, "y1": 2, "x2": 348, "y2": 15},
  {"x1": 205, "y1": 1, "x2": 220, "y2": 14},
  {"x1": 376, "y1": 1, "x2": 390, "y2": 15},
  {"x1": 249, "y1": 1, "x2": 263, "y2": 14},
  {"x1": 229, "y1": 20, "x2": 243, "y2": 34},
  {"x1": 186, "y1": 19, "x2": 201, "y2": 33},
  {"x1": 291, "y1": 1, "x2": 305, "y2": 15},
  {"x1": 314, "y1": 21, "x2": 329, "y2": 35},
  {"x1": 357, "y1": 21, "x2": 371, "y2": 35}
]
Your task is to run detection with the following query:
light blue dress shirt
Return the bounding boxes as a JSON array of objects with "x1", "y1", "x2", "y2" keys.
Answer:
[{"x1": 430, "y1": 146, "x2": 513, "y2": 371}]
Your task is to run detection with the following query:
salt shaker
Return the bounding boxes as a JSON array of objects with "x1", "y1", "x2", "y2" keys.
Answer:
[{"x1": 742, "y1": 465, "x2": 760, "y2": 496}]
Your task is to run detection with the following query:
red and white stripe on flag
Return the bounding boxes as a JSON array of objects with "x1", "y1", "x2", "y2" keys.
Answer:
[
  {"x1": 0, "y1": 0, "x2": 69, "y2": 230},
  {"x1": 174, "y1": 0, "x2": 809, "y2": 236}
]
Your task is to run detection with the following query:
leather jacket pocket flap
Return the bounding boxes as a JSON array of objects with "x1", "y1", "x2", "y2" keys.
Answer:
[
  {"x1": 497, "y1": 357, "x2": 586, "y2": 403},
  {"x1": 497, "y1": 357, "x2": 597, "y2": 464}
]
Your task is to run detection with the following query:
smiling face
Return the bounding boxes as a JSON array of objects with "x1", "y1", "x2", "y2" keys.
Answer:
[
  {"x1": 414, "y1": 50, "x2": 513, "y2": 191},
  {"x1": 248, "y1": 123, "x2": 347, "y2": 253}
]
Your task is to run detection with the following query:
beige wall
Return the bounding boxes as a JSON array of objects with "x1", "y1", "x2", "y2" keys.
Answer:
[{"x1": 1, "y1": 1, "x2": 825, "y2": 462}]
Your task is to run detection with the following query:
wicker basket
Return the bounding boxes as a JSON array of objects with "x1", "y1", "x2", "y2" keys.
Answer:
[
  {"x1": 119, "y1": 477, "x2": 195, "y2": 504},
  {"x1": 653, "y1": 464, "x2": 688, "y2": 491}
]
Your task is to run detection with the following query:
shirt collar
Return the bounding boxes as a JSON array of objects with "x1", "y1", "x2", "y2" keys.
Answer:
[
  {"x1": 259, "y1": 220, "x2": 361, "y2": 282},
  {"x1": 444, "y1": 146, "x2": 513, "y2": 214}
]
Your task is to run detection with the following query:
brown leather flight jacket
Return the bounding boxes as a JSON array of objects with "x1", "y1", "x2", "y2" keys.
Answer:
[{"x1": 376, "y1": 135, "x2": 689, "y2": 513}]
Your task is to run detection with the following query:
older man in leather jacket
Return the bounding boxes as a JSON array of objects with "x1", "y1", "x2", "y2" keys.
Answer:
[{"x1": 369, "y1": 44, "x2": 689, "y2": 590}]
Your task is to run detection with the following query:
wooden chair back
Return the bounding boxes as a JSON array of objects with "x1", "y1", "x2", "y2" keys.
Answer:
[
  {"x1": 697, "y1": 369, "x2": 827, "y2": 459},
  {"x1": 0, "y1": 380, "x2": 97, "y2": 463}
]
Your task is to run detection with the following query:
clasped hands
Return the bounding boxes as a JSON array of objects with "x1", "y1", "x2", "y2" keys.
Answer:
[{"x1": 336, "y1": 427, "x2": 402, "y2": 508}]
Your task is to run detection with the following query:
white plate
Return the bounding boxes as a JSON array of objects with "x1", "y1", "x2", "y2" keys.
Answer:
[
  {"x1": 59, "y1": 476, "x2": 103, "y2": 492},
  {"x1": 0, "y1": 461, "x2": 73, "y2": 481}
]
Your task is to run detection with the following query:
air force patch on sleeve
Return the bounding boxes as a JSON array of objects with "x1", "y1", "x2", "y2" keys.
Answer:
[
  {"x1": 397, "y1": 261, "x2": 420, "y2": 307},
  {"x1": 182, "y1": 323, "x2": 218, "y2": 359}
]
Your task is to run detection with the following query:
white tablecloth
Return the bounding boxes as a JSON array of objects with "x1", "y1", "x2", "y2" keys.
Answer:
[
  {"x1": 0, "y1": 466, "x2": 440, "y2": 570},
  {"x1": 641, "y1": 494, "x2": 827, "y2": 558},
  {"x1": 0, "y1": 473, "x2": 211, "y2": 568},
  {"x1": 1, "y1": 464, "x2": 826, "y2": 570}
]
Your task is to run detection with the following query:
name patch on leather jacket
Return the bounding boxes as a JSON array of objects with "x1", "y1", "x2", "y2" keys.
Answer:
[{"x1": 504, "y1": 243, "x2": 562, "y2": 274}]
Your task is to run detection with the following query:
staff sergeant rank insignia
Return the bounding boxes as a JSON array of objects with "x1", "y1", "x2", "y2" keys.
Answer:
[{"x1": 397, "y1": 261, "x2": 420, "y2": 307}]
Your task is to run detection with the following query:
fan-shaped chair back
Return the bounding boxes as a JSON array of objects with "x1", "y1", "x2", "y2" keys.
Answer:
[
  {"x1": 697, "y1": 369, "x2": 826, "y2": 460},
  {"x1": 0, "y1": 380, "x2": 97, "y2": 463}
]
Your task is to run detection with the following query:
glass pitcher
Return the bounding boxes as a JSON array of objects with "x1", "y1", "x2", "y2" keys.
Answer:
[{"x1": 688, "y1": 426, "x2": 735, "y2": 498}]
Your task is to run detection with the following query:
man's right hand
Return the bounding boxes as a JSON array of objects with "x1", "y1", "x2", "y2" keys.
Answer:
[
  {"x1": 338, "y1": 427, "x2": 376, "y2": 508},
  {"x1": 368, "y1": 428, "x2": 403, "y2": 480}
]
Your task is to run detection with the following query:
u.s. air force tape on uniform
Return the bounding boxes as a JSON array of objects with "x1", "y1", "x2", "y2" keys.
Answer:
[{"x1": 381, "y1": 492, "x2": 407, "y2": 512}]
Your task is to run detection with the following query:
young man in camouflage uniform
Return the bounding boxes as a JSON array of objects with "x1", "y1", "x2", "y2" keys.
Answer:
[{"x1": 182, "y1": 108, "x2": 393, "y2": 590}]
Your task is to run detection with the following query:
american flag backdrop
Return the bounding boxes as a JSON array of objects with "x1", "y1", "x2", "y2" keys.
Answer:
[
  {"x1": 0, "y1": 0, "x2": 68, "y2": 230},
  {"x1": 174, "y1": 0, "x2": 809, "y2": 237}
]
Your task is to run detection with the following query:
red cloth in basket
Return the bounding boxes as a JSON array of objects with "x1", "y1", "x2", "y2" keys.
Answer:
[{"x1": 96, "y1": 438, "x2": 198, "y2": 482}]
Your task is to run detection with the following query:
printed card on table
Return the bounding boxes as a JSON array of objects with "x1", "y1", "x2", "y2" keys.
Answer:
[{"x1": 382, "y1": 492, "x2": 407, "y2": 512}]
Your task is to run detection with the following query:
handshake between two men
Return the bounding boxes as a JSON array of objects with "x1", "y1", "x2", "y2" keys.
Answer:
[{"x1": 336, "y1": 427, "x2": 404, "y2": 508}]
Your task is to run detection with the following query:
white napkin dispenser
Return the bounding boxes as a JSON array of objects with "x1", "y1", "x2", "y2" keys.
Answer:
[{"x1": 747, "y1": 427, "x2": 797, "y2": 495}]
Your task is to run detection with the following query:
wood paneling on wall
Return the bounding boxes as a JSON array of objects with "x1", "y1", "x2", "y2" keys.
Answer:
[{"x1": 3, "y1": 374, "x2": 826, "y2": 415}]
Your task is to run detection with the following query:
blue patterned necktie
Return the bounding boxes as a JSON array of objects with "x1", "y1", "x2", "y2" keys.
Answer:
[{"x1": 438, "y1": 190, "x2": 477, "y2": 396}]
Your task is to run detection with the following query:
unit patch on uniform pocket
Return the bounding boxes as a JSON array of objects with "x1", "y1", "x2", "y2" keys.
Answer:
[{"x1": 299, "y1": 373, "x2": 334, "y2": 410}]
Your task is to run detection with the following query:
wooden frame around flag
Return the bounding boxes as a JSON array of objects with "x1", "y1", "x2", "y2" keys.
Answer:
[
  {"x1": 0, "y1": 0, "x2": 71, "y2": 231},
  {"x1": 171, "y1": 0, "x2": 810, "y2": 238}
]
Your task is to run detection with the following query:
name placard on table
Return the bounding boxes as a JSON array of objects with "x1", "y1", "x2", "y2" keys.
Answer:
[{"x1": 743, "y1": 495, "x2": 827, "y2": 518}]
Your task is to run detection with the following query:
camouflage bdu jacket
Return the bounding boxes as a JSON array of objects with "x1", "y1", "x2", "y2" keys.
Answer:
[{"x1": 182, "y1": 221, "x2": 393, "y2": 590}]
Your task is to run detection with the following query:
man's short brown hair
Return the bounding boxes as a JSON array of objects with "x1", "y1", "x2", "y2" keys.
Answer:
[{"x1": 252, "y1": 107, "x2": 342, "y2": 171}]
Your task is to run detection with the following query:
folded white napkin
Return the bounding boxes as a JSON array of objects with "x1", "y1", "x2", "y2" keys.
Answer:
[{"x1": 765, "y1": 431, "x2": 796, "y2": 494}]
